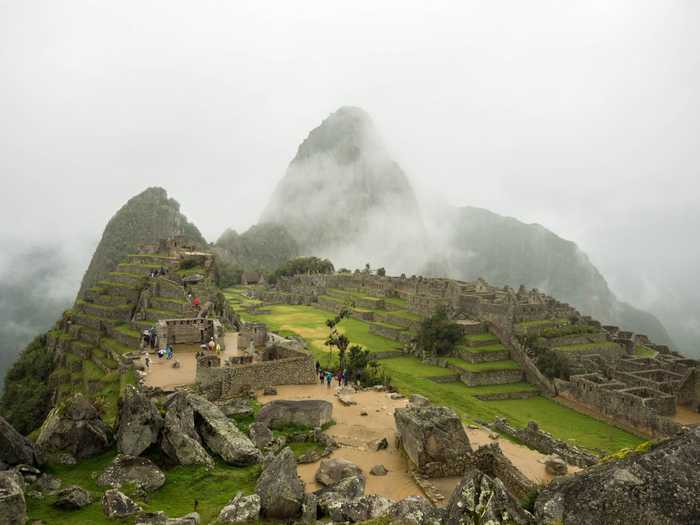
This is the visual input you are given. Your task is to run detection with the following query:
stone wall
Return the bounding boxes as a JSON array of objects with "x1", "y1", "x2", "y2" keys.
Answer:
[
  {"x1": 156, "y1": 318, "x2": 216, "y2": 344},
  {"x1": 368, "y1": 323, "x2": 405, "y2": 342},
  {"x1": 196, "y1": 346, "x2": 316, "y2": 400},
  {"x1": 458, "y1": 369, "x2": 524, "y2": 387},
  {"x1": 492, "y1": 418, "x2": 598, "y2": 467}
]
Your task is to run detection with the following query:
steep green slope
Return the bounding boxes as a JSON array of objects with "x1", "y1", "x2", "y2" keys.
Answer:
[
  {"x1": 214, "y1": 223, "x2": 299, "y2": 275},
  {"x1": 442, "y1": 206, "x2": 671, "y2": 344},
  {"x1": 76, "y1": 187, "x2": 206, "y2": 298}
]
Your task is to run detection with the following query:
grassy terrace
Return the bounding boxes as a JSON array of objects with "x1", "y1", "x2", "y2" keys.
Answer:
[
  {"x1": 223, "y1": 293, "x2": 644, "y2": 454},
  {"x1": 458, "y1": 343, "x2": 507, "y2": 353},
  {"x1": 634, "y1": 345, "x2": 658, "y2": 358},
  {"x1": 553, "y1": 341, "x2": 622, "y2": 352},
  {"x1": 445, "y1": 357, "x2": 521, "y2": 372},
  {"x1": 465, "y1": 333, "x2": 499, "y2": 343}
]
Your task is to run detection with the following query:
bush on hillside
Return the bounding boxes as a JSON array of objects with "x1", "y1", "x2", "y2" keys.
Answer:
[
  {"x1": 1, "y1": 333, "x2": 55, "y2": 434},
  {"x1": 273, "y1": 256, "x2": 334, "y2": 280},
  {"x1": 537, "y1": 350, "x2": 571, "y2": 380},
  {"x1": 414, "y1": 306, "x2": 463, "y2": 357}
]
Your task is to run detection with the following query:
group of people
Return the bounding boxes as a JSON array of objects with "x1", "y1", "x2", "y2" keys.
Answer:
[
  {"x1": 143, "y1": 342, "x2": 174, "y2": 368},
  {"x1": 315, "y1": 361, "x2": 351, "y2": 389},
  {"x1": 148, "y1": 266, "x2": 167, "y2": 278},
  {"x1": 142, "y1": 327, "x2": 158, "y2": 350},
  {"x1": 200, "y1": 336, "x2": 221, "y2": 353}
]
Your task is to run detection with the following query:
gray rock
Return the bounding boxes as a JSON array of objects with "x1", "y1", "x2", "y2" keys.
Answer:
[
  {"x1": 35, "y1": 394, "x2": 112, "y2": 464},
  {"x1": 219, "y1": 399, "x2": 254, "y2": 418},
  {"x1": 324, "y1": 494, "x2": 393, "y2": 523},
  {"x1": 97, "y1": 454, "x2": 166, "y2": 492},
  {"x1": 249, "y1": 423, "x2": 274, "y2": 450},
  {"x1": 166, "y1": 512, "x2": 200, "y2": 524},
  {"x1": 315, "y1": 474, "x2": 366, "y2": 514},
  {"x1": 370, "y1": 437, "x2": 389, "y2": 451},
  {"x1": 255, "y1": 447, "x2": 305, "y2": 519},
  {"x1": 188, "y1": 394, "x2": 261, "y2": 466},
  {"x1": 218, "y1": 492, "x2": 261, "y2": 523},
  {"x1": 101, "y1": 488, "x2": 142, "y2": 518},
  {"x1": 257, "y1": 400, "x2": 332, "y2": 430},
  {"x1": 263, "y1": 387, "x2": 277, "y2": 396},
  {"x1": 0, "y1": 470, "x2": 26, "y2": 525},
  {"x1": 33, "y1": 473, "x2": 62, "y2": 494},
  {"x1": 299, "y1": 493, "x2": 318, "y2": 524},
  {"x1": 388, "y1": 496, "x2": 445, "y2": 525},
  {"x1": 444, "y1": 469, "x2": 534, "y2": 525},
  {"x1": 160, "y1": 392, "x2": 213, "y2": 467},
  {"x1": 135, "y1": 511, "x2": 168, "y2": 525},
  {"x1": 544, "y1": 455, "x2": 568, "y2": 476},
  {"x1": 394, "y1": 404, "x2": 471, "y2": 477},
  {"x1": 370, "y1": 464, "x2": 388, "y2": 476},
  {"x1": 535, "y1": 427, "x2": 700, "y2": 525},
  {"x1": 409, "y1": 394, "x2": 431, "y2": 407},
  {"x1": 315, "y1": 458, "x2": 363, "y2": 486},
  {"x1": 116, "y1": 385, "x2": 164, "y2": 456},
  {"x1": 53, "y1": 485, "x2": 92, "y2": 510},
  {"x1": 0, "y1": 416, "x2": 40, "y2": 467}
]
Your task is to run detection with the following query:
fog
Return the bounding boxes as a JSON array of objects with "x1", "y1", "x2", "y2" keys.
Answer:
[{"x1": 1, "y1": 1, "x2": 699, "y2": 359}]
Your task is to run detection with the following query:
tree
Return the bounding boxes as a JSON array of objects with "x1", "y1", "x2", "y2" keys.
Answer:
[
  {"x1": 324, "y1": 309, "x2": 351, "y2": 367},
  {"x1": 414, "y1": 306, "x2": 463, "y2": 357},
  {"x1": 376, "y1": 267, "x2": 386, "y2": 277},
  {"x1": 273, "y1": 256, "x2": 334, "y2": 280},
  {"x1": 537, "y1": 350, "x2": 570, "y2": 380}
]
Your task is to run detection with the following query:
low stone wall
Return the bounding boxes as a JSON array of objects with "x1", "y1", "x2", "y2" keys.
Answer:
[
  {"x1": 368, "y1": 322, "x2": 405, "y2": 342},
  {"x1": 350, "y1": 308, "x2": 375, "y2": 322},
  {"x1": 373, "y1": 311, "x2": 417, "y2": 330},
  {"x1": 492, "y1": 418, "x2": 598, "y2": 467},
  {"x1": 459, "y1": 368, "x2": 524, "y2": 387},
  {"x1": 197, "y1": 347, "x2": 317, "y2": 400},
  {"x1": 458, "y1": 349, "x2": 509, "y2": 363},
  {"x1": 157, "y1": 318, "x2": 216, "y2": 344},
  {"x1": 552, "y1": 342, "x2": 624, "y2": 361},
  {"x1": 474, "y1": 391, "x2": 539, "y2": 401},
  {"x1": 543, "y1": 332, "x2": 609, "y2": 349},
  {"x1": 468, "y1": 443, "x2": 534, "y2": 500}
]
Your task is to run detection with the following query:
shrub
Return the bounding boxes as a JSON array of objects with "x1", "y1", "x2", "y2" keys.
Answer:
[
  {"x1": 376, "y1": 267, "x2": 386, "y2": 277},
  {"x1": 414, "y1": 306, "x2": 463, "y2": 357},
  {"x1": 536, "y1": 350, "x2": 570, "y2": 380},
  {"x1": 179, "y1": 255, "x2": 205, "y2": 270}
]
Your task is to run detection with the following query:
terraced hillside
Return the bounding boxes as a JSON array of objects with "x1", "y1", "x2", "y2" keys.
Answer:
[
  {"x1": 224, "y1": 285, "x2": 644, "y2": 454},
  {"x1": 47, "y1": 252, "x2": 206, "y2": 425}
]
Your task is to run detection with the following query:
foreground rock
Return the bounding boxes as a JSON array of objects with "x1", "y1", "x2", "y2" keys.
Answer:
[
  {"x1": 102, "y1": 488, "x2": 142, "y2": 518},
  {"x1": 53, "y1": 485, "x2": 92, "y2": 509},
  {"x1": 135, "y1": 511, "x2": 200, "y2": 524},
  {"x1": 116, "y1": 385, "x2": 164, "y2": 456},
  {"x1": 445, "y1": 469, "x2": 534, "y2": 525},
  {"x1": 315, "y1": 458, "x2": 364, "y2": 486},
  {"x1": 35, "y1": 394, "x2": 112, "y2": 464},
  {"x1": 255, "y1": 447, "x2": 305, "y2": 519},
  {"x1": 188, "y1": 394, "x2": 261, "y2": 466},
  {"x1": 219, "y1": 399, "x2": 254, "y2": 418},
  {"x1": 0, "y1": 416, "x2": 40, "y2": 467},
  {"x1": 394, "y1": 404, "x2": 471, "y2": 477},
  {"x1": 544, "y1": 455, "x2": 568, "y2": 476},
  {"x1": 389, "y1": 496, "x2": 445, "y2": 525},
  {"x1": 370, "y1": 464, "x2": 388, "y2": 476},
  {"x1": 535, "y1": 427, "x2": 700, "y2": 524},
  {"x1": 0, "y1": 471, "x2": 26, "y2": 525},
  {"x1": 249, "y1": 422, "x2": 274, "y2": 450},
  {"x1": 97, "y1": 454, "x2": 166, "y2": 493},
  {"x1": 326, "y1": 494, "x2": 394, "y2": 523},
  {"x1": 160, "y1": 392, "x2": 213, "y2": 467},
  {"x1": 468, "y1": 443, "x2": 534, "y2": 501},
  {"x1": 257, "y1": 399, "x2": 332, "y2": 429},
  {"x1": 218, "y1": 492, "x2": 261, "y2": 523}
]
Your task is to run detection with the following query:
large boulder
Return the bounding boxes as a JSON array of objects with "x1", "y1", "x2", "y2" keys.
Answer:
[
  {"x1": 97, "y1": 454, "x2": 166, "y2": 493},
  {"x1": 315, "y1": 475, "x2": 367, "y2": 516},
  {"x1": 116, "y1": 385, "x2": 164, "y2": 456},
  {"x1": 102, "y1": 488, "x2": 142, "y2": 518},
  {"x1": 326, "y1": 494, "x2": 394, "y2": 523},
  {"x1": 255, "y1": 447, "x2": 305, "y2": 519},
  {"x1": 35, "y1": 394, "x2": 112, "y2": 464},
  {"x1": 315, "y1": 458, "x2": 364, "y2": 486},
  {"x1": 388, "y1": 496, "x2": 445, "y2": 525},
  {"x1": 218, "y1": 492, "x2": 261, "y2": 523},
  {"x1": 160, "y1": 392, "x2": 213, "y2": 467},
  {"x1": 0, "y1": 471, "x2": 26, "y2": 525},
  {"x1": 53, "y1": 485, "x2": 92, "y2": 509},
  {"x1": 219, "y1": 399, "x2": 254, "y2": 418},
  {"x1": 0, "y1": 416, "x2": 40, "y2": 467},
  {"x1": 535, "y1": 427, "x2": 700, "y2": 525},
  {"x1": 444, "y1": 469, "x2": 534, "y2": 525},
  {"x1": 249, "y1": 422, "x2": 274, "y2": 450},
  {"x1": 394, "y1": 404, "x2": 471, "y2": 477},
  {"x1": 188, "y1": 394, "x2": 261, "y2": 466},
  {"x1": 256, "y1": 400, "x2": 332, "y2": 429},
  {"x1": 544, "y1": 455, "x2": 568, "y2": 476}
]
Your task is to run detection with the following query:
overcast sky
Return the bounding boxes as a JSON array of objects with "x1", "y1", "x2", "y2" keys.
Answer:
[{"x1": 1, "y1": 1, "x2": 699, "y2": 350}]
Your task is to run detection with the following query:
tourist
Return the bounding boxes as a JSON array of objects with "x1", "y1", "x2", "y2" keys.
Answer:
[
  {"x1": 145, "y1": 355, "x2": 150, "y2": 368},
  {"x1": 208, "y1": 337, "x2": 216, "y2": 352},
  {"x1": 342, "y1": 368, "x2": 348, "y2": 386},
  {"x1": 166, "y1": 346, "x2": 174, "y2": 360},
  {"x1": 315, "y1": 360, "x2": 321, "y2": 374},
  {"x1": 157, "y1": 348, "x2": 165, "y2": 359},
  {"x1": 215, "y1": 341, "x2": 222, "y2": 353},
  {"x1": 319, "y1": 368, "x2": 325, "y2": 384},
  {"x1": 325, "y1": 370, "x2": 332, "y2": 388}
]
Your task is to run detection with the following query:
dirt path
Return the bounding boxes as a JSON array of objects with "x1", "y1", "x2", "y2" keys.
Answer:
[{"x1": 258, "y1": 384, "x2": 577, "y2": 504}]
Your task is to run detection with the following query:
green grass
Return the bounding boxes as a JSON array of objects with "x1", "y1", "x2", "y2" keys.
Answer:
[
  {"x1": 101, "y1": 337, "x2": 133, "y2": 355},
  {"x1": 114, "y1": 324, "x2": 140, "y2": 338},
  {"x1": 553, "y1": 341, "x2": 622, "y2": 352},
  {"x1": 634, "y1": 345, "x2": 658, "y2": 358},
  {"x1": 27, "y1": 450, "x2": 260, "y2": 525},
  {"x1": 458, "y1": 343, "x2": 507, "y2": 353},
  {"x1": 465, "y1": 333, "x2": 499, "y2": 343},
  {"x1": 289, "y1": 441, "x2": 326, "y2": 459},
  {"x1": 517, "y1": 318, "x2": 568, "y2": 328},
  {"x1": 445, "y1": 357, "x2": 521, "y2": 372}
]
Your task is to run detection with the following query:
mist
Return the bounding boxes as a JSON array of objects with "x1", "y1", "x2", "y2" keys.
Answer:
[{"x1": 1, "y1": 1, "x2": 699, "y2": 360}]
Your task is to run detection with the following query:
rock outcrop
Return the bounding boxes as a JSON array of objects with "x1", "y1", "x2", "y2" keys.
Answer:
[
  {"x1": 325, "y1": 494, "x2": 394, "y2": 523},
  {"x1": 256, "y1": 399, "x2": 332, "y2": 430},
  {"x1": 160, "y1": 392, "x2": 213, "y2": 467},
  {"x1": 219, "y1": 398, "x2": 254, "y2": 418},
  {"x1": 102, "y1": 488, "x2": 142, "y2": 518},
  {"x1": 53, "y1": 485, "x2": 92, "y2": 509},
  {"x1": 35, "y1": 394, "x2": 112, "y2": 464},
  {"x1": 188, "y1": 394, "x2": 261, "y2": 466},
  {"x1": 249, "y1": 422, "x2": 274, "y2": 450},
  {"x1": 388, "y1": 496, "x2": 445, "y2": 525},
  {"x1": 535, "y1": 428, "x2": 700, "y2": 524},
  {"x1": 445, "y1": 469, "x2": 534, "y2": 525},
  {"x1": 0, "y1": 471, "x2": 26, "y2": 525},
  {"x1": 394, "y1": 404, "x2": 471, "y2": 477},
  {"x1": 116, "y1": 385, "x2": 164, "y2": 457},
  {"x1": 97, "y1": 454, "x2": 166, "y2": 493},
  {"x1": 218, "y1": 493, "x2": 261, "y2": 524},
  {"x1": 315, "y1": 458, "x2": 364, "y2": 487},
  {"x1": 255, "y1": 447, "x2": 305, "y2": 519},
  {"x1": 0, "y1": 416, "x2": 40, "y2": 467}
]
